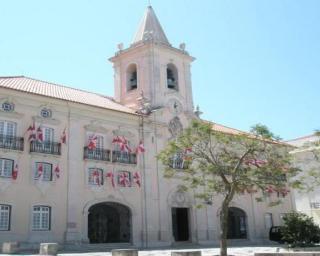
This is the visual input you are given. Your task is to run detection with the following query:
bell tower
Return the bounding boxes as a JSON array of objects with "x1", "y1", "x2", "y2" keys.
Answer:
[{"x1": 109, "y1": 6, "x2": 195, "y2": 114}]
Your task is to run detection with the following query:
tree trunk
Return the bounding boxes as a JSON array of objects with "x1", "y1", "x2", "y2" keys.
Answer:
[
  {"x1": 220, "y1": 200, "x2": 229, "y2": 256},
  {"x1": 220, "y1": 187, "x2": 236, "y2": 256}
]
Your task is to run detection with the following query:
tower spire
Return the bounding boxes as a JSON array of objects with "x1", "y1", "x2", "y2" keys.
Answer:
[{"x1": 132, "y1": 6, "x2": 170, "y2": 46}]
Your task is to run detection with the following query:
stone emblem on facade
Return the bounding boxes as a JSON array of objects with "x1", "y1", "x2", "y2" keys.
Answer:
[
  {"x1": 167, "y1": 98, "x2": 183, "y2": 116},
  {"x1": 168, "y1": 116, "x2": 183, "y2": 138}
]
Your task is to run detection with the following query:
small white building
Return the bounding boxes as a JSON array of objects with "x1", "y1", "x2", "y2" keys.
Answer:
[
  {"x1": 0, "y1": 6, "x2": 294, "y2": 248},
  {"x1": 288, "y1": 135, "x2": 320, "y2": 226}
]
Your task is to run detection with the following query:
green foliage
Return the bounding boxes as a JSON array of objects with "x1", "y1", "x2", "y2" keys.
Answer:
[
  {"x1": 251, "y1": 123, "x2": 281, "y2": 141},
  {"x1": 281, "y1": 212, "x2": 320, "y2": 247},
  {"x1": 158, "y1": 119, "x2": 302, "y2": 256},
  {"x1": 158, "y1": 119, "x2": 300, "y2": 205}
]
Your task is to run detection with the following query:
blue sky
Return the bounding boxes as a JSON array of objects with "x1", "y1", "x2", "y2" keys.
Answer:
[{"x1": 1, "y1": 0, "x2": 319, "y2": 140}]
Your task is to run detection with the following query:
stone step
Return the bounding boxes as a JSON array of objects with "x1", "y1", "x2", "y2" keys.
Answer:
[{"x1": 63, "y1": 243, "x2": 134, "y2": 253}]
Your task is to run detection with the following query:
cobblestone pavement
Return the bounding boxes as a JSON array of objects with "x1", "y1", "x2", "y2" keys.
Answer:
[
  {"x1": 1, "y1": 245, "x2": 303, "y2": 256},
  {"x1": 60, "y1": 246, "x2": 284, "y2": 256}
]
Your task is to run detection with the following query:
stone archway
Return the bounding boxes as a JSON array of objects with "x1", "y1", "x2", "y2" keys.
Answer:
[
  {"x1": 88, "y1": 202, "x2": 131, "y2": 243},
  {"x1": 227, "y1": 207, "x2": 247, "y2": 239}
]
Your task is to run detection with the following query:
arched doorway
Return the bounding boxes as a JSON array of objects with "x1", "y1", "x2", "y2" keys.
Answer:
[
  {"x1": 227, "y1": 207, "x2": 247, "y2": 239},
  {"x1": 88, "y1": 202, "x2": 131, "y2": 243}
]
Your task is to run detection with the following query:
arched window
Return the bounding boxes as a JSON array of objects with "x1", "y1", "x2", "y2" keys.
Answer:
[
  {"x1": 127, "y1": 64, "x2": 138, "y2": 91},
  {"x1": 227, "y1": 207, "x2": 247, "y2": 239},
  {"x1": 167, "y1": 64, "x2": 178, "y2": 90},
  {"x1": 88, "y1": 202, "x2": 132, "y2": 243}
]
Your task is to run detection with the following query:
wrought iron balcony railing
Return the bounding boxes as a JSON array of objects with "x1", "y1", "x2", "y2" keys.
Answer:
[
  {"x1": 83, "y1": 147, "x2": 110, "y2": 162},
  {"x1": 170, "y1": 152, "x2": 188, "y2": 169},
  {"x1": 30, "y1": 141, "x2": 61, "y2": 155},
  {"x1": 112, "y1": 150, "x2": 137, "y2": 165},
  {"x1": 0, "y1": 135, "x2": 24, "y2": 151}
]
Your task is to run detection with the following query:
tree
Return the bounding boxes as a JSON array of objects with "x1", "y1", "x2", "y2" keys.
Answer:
[
  {"x1": 292, "y1": 131, "x2": 320, "y2": 191},
  {"x1": 158, "y1": 120, "x2": 301, "y2": 256},
  {"x1": 281, "y1": 212, "x2": 320, "y2": 247}
]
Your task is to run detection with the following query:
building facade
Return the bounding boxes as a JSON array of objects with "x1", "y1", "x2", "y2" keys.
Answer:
[
  {"x1": 0, "y1": 6, "x2": 294, "y2": 247},
  {"x1": 288, "y1": 135, "x2": 320, "y2": 226}
]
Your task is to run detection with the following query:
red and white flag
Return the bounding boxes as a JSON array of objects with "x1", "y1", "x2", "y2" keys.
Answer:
[
  {"x1": 112, "y1": 136, "x2": 122, "y2": 144},
  {"x1": 27, "y1": 122, "x2": 36, "y2": 141},
  {"x1": 133, "y1": 171, "x2": 141, "y2": 188},
  {"x1": 244, "y1": 159, "x2": 266, "y2": 168},
  {"x1": 278, "y1": 187, "x2": 290, "y2": 197},
  {"x1": 135, "y1": 141, "x2": 145, "y2": 154},
  {"x1": 106, "y1": 171, "x2": 115, "y2": 188},
  {"x1": 119, "y1": 172, "x2": 130, "y2": 187},
  {"x1": 36, "y1": 126, "x2": 43, "y2": 142},
  {"x1": 280, "y1": 188, "x2": 290, "y2": 197},
  {"x1": 37, "y1": 163, "x2": 43, "y2": 178},
  {"x1": 93, "y1": 169, "x2": 101, "y2": 186},
  {"x1": 183, "y1": 147, "x2": 192, "y2": 160},
  {"x1": 54, "y1": 165, "x2": 60, "y2": 179},
  {"x1": 119, "y1": 137, "x2": 131, "y2": 153},
  {"x1": 60, "y1": 128, "x2": 67, "y2": 144},
  {"x1": 12, "y1": 164, "x2": 18, "y2": 180},
  {"x1": 88, "y1": 135, "x2": 97, "y2": 150},
  {"x1": 265, "y1": 185, "x2": 274, "y2": 194}
]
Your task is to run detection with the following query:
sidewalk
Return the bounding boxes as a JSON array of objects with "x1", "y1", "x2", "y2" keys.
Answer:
[{"x1": 1, "y1": 245, "x2": 293, "y2": 256}]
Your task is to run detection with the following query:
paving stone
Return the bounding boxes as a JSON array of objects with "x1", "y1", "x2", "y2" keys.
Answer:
[
  {"x1": 39, "y1": 243, "x2": 59, "y2": 255},
  {"x1": 2, "y1": 242, "x2": 19, "y2": 254}
]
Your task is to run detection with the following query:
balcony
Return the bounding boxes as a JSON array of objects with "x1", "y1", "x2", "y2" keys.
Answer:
[
  {"x1": 30, "y1": 141, "x2": 61, "y2": 155},
  {"x1": 170, "y1": 153, "x2": 188, "y2": 169},
  {"x1": 0, "y1": 135, "x2": 24, "y2": 151},
  {"x1": 112, "y1": 150, "x2": 137, "y2": 165},
  {"x1": 84, "y1": 147, "x2": 110, "y2": 162}
]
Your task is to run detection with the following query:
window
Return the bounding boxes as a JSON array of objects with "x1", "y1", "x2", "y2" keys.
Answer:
[
  {"x1": 34, "y1": 162, "x2": 52, "y2": 181},
  {"x1": 117, "y1": 171, "x2": 132, "y2": 187},
  {"x1": 0, "y1": 204, "x2": 11, "y2": 231},
  {"x1": 32, "y1": 206, "x2": 51, "y2": 231},
  {"x1": 0, "y1": 121, "x2": 17, "y2": 137},
  {"x1": 113, "y1": 139, "x2": 132, "y2": 163},
  {"x1": 127, "y1": 64, "x2": 138, "y2": 91},
  {"x1": 264, "y1": 213, "x2": 273, "y2": 229},
  {"x1": 170, "y1": 152, "x2": 186, "y2": 169},
  {"x1": 95, "y1": 135, "x2": 104, "y2": 149},
  {"x1": 310, "y1": 202, "x2": 320, "y2": 209},
  {"x1": 43, "y1": 127, "x2": 54, "y2": 142},
  {"x1": 0, "y1": 159, "x2": 14, "y2": 178},
  {"x1": 40, "y1": 108, "x2": 52, "y2": 118},
  {"x1": 87, "y1": 134, "x2": 104, "y2": 149},
  {"x1": 2, "y1": 102, "x2": 14, "y2": 112},
  {"x1": 166, "y1": 64, "x2": 178, "y2": 90},
  {"x1": 114, "y1": 139, "x2": 131, "y2": 152},
  {"x1": 88, "y1": 168, "x2": 103, "y2": 186}
]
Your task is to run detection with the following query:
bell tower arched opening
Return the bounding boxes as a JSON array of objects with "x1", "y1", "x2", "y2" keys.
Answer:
[
  {"x1": 166, "y1": 63, "x2": 178, "y2": 90},
  {"x1": 127, "y1": 64, "x2": 138, "y2": 91}
]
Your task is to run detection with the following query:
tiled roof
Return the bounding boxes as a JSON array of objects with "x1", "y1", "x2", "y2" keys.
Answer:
[
  {"x1": 0, "y1": 76, "x2": 136, "y2": 114},
  {"x1": 206, "y1": 120, "x2": 288, "y2": 146},
  {"x1": 205, "y1": 120, "x2": 249, "y2": 135}
]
